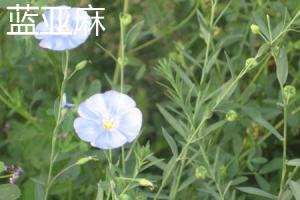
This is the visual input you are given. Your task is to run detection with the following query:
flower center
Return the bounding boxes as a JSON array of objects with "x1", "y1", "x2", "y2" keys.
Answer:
[
  {"x1": 102, "y1": 117, "x2": 117, "y2": 130},
  {"x1": 59, "y1": 26, "x2": 70, "y2": 33},
  {"x1": 103, "y1": 121, "x2": 114, "y2": 130}
]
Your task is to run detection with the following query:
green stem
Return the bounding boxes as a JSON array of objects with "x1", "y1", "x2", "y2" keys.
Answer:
[
  {"x1": 278, "y1": 99, "x2": 288, "y2": 198},
  {"x1": 155, "y1": 59, "x2": 252, "y2": 199},
  {"x1": 44, "y1": 50, "x2": 69, "y2": 200}
]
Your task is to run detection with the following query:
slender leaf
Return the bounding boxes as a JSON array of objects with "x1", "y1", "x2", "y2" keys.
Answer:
[{"x1": 237, "y1": 187, "x2": 276, "y2": 199}]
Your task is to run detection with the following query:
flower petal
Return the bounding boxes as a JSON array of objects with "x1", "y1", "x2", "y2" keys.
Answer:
[
  {"x1": 34, "y1": 6, "x2": 91, "y2": 51},
  {"x1": 78, "y1": 94, "x2": 107, "y2": 121},
  {"x1": 92, "y1": 130, "x2": 127, "y2": 149},
  {"x1": 103, "y1": 90, "x2": 136, "y2": 116},
  {"x1": 39, "y1": 38, "x2": 55, "y2": 50},
  {"x1": 35, "y1": 22, "x2": 49, "y2": 39},
  {"x1": 73, "y1": 117, "x2": 101, "y2": 142},
  {"x1": 118, "y1": 108, "x2": 142, "y2": 142}
]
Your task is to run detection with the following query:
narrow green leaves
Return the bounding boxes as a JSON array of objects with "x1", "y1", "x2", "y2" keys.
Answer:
[
  {"x1": 237, "y1": 187, "x2": 276, "y2": 199},
  {"x1": 287, "y1": 159, "x2": 300, "y2": 167},
  {"x1": 259, "y1": 158, "x2": 282, "y2": 174},
  {"x1": 242, "y1": 107, "x2": 283, "y2": 141},
  {"x1": 157, "y1": 105, "x2": 186, "y2": 137},
  {"x1": 125, "y1": 20, "x2": 145, "y2": 49},
  {"x1": 289, "y1": 181, "x2": 300, "y2": 200},
  {"x1": 274, "y1": 47, "x2": 288, "y2": 87},
  {"x1": 162, "y1": 128, "x2": 178, "y2": 157}
]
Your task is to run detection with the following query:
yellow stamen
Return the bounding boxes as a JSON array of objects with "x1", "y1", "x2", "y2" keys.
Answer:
[
  {"x1": 103, "y1": 122, "x2": 114, "y2": 130},
  {"x1": 60, "y1": 26, "x2": 69, "y2": 33}
]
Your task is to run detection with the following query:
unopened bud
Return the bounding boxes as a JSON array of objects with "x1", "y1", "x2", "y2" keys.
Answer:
[
  {"x1": 226, "y1": 110, "x2": 238, "y2": 122},
  {"x1": 118, "y1": 57, "x2": 129, "y2": 67},
  {"x1": 75, "y1": 60, "x2": 88, "y2": 71},
  {"x1": 195, "y1": 166, "x2": 207, "y2": 180},
  {"x1": 250, "y1": 24, "x2": 260, "y2": 34},
  {"x1": 245, "y1": 57, "x2": 258, "y2": 70},
  {"x1": 137, "y1": 178, "x2": 154, "y2": 190},
  {"x1": 120, "y1": 14, "x2": 132, "y2": 26},
  {"x1": 283, "y1": 85, "x2": 296, "y2": 102},
  {"x1": 76, "y1": 156, "x2": 96, "y2": 165}
]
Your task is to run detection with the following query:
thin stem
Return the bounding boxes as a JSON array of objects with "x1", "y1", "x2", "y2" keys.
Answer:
[
  {"x1": 271, "y1": 9, "x2": 300, "y2": 44},
  {"x1": 155, "y1": 60, "x2": 252, "y2": 199},
  {"x1": 278, "y1": 98, "x2": 288, "y2": 198},
  {"x1": 120, "y1": 22, "x2": 125, "y2": 93},
  {"x1": 44, "y1": 50, "x2": 69, "y2": 200}
]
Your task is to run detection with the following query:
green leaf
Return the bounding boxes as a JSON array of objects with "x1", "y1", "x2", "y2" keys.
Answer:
[
  {"x1": 289, "y1": 181, "x2": 300, "y2": 200},
  {"x1": 231, "y1": 176, "x2": 248, "y2": 186},
  {"x1": 255, "y1": 174, "x2": 271, "y2": 192},
  {"x1": 242, "y1": 106, "x2": 283, "y2": 141},
  {"x1": 162, "y1": 156, "x2": 177, "y2": 182},
  {"x1": 257, "y1": 43, "x2": 270, "y2": 58},
  {"x1": 87, "y1": 80, "x2": 102, "y2": 96},
  {"x1": 236, "y1": 187, "x2": 276, "y2": 199},
  {"x1": 125, "y1": 21, "x2": 144, "y2": 49},
  {"x1": 224, "y1": 51, "x2": 236, "y2": 78},
  {"x1": 205, "y1": 50, "x2": 220, "y2": 74},
  {"x1": 259, "y1": 158, "x2": 282, "y2": 174},
  {"x1": 287, "y1": 159, "x2": 300, "y2": 167},
  {"x1": 0, "y1": 161, "x2": 5, "y2": 173},
  {"x1": 157, "y1": 105, "x2": 186, "y2": 137},
  {"x1": 274, "y1": 47, "x2": 288, "y2": 87},
  {"x1": 0, "y1": 184, "x2": 21, "y2": 200},
  {"x1": 172, "y1": 62, "x2": 196, "y2": 92},
  {"x1": 162, "y1": 128, "x2": 178, "y2": 157}
]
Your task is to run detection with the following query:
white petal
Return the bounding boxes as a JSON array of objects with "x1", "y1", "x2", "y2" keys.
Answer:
[
  {"x1": 92, "y1": 130, "x2": 127, "y2": 149},
  {"x1": 103, "y1": 90, "x2": 136, "y2": 116},
  {"x1": 78, "y1": 94, "x2": 107, "y2": 121},
  {"x1": 118, "y1": 108, "x2": 142, "y2": 142},
  {"x1": 73, "y1": 117, "x2": 101, "y2": 142}
]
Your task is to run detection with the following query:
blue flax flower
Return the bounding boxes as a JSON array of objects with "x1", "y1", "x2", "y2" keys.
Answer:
[
  {"x1": 35, "y1": 6, "x2": 92, "y2": 51},
  {"x1": 74, "y1": 90, "x2": 143, "y2": 149}
]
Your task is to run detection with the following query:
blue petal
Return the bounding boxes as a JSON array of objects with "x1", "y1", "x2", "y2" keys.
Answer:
[
  {"x1": 103, "y1": 90, "x2": 136, "y2": 116},
  {"x1": 39, "y1": 38, "x2": 55, "y2": 50},
  {"x1": 35, "y1": 22, "x2": 49, "y2": 39},
  {"x1": 118, "y1": 108, "x2": 142, "y2": 142},
  {"x1": 92, "y1": 130, "x2": 127, "y2": 149},
  {"x1": 74, "y1": 117, "x2": 101, "y2": 142},
  {"x1": 78, "y1": 94, "x2": 107, "y2": 121},
  {"x1": 35, "y1": 6, "x2": 91, "y2": 51}
]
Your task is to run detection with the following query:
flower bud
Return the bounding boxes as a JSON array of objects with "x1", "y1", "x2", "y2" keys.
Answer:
[
  {"x1": 120, "y1": 14, "x2": 132, "y2": 26},
  {"x1": 118, "y1": 57, "x2": 129, "y2": 67},
  {"x1": 75, "y1": 60, "x2": 88, "y2": 71},
  {"x1": 226, "y1": 110, "x2": 238, "y2": 122},
  {"x1": 283, "y1": 85, "x2": 296, "y2": 102},
  {"x1": 250, "y1": 24, "x2": 260, "y2": 34},
  {"x1": 137, "y1": 178, "x2": 154, "y2": 190},
  {"x1": 245, "y1": 57, "x2": 258, "y2": 70},
  {"x1": 195, "y1": 166, "x2": 207, "y2": 180},
  {"x1": 76, "y1": 156, "x2": 96, "y2": 165}
]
